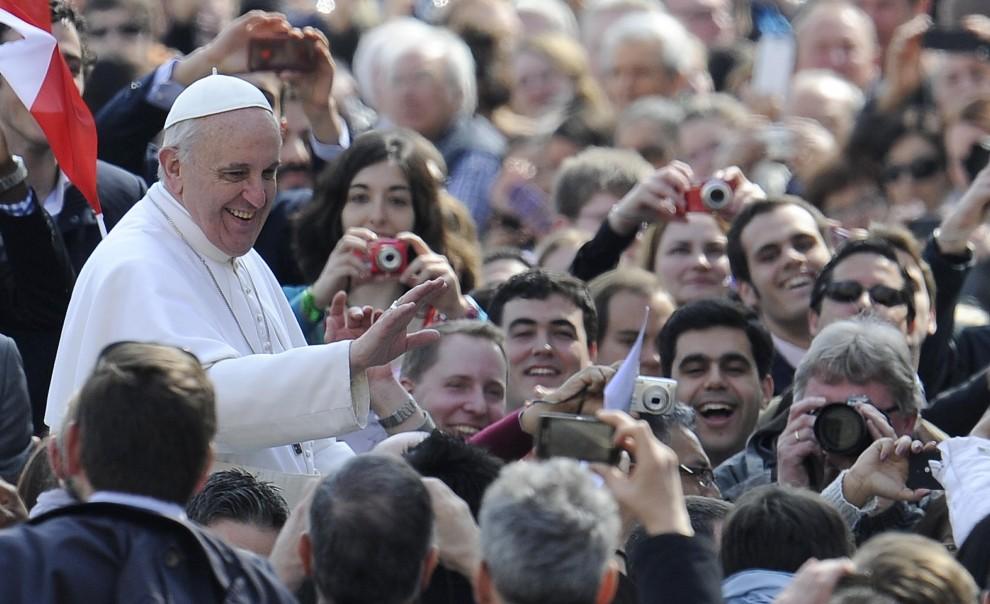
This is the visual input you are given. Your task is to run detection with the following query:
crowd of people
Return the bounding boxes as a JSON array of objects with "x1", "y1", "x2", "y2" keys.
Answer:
[{"x1": 2, "y1": 0, "x2": 990, "y2": 601}]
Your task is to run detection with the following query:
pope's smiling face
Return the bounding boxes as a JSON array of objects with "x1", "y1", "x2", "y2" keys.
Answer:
[{"x1": 164, "y1": 107, "x2": 281, "y2": 257}]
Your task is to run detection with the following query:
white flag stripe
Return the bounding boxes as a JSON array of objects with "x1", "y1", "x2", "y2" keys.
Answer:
[{"x1": 0, "y1": 9, "x2": 56, "y2": 110}]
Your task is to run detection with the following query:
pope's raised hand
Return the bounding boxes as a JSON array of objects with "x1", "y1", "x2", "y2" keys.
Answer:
[{"x1": 348, "y1": 278, "x2": 446, "y2": 372}]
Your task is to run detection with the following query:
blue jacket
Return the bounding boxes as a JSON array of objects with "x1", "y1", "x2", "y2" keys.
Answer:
[{"x1": 0, "y1": 501, "x2": 297, "y2": 603}]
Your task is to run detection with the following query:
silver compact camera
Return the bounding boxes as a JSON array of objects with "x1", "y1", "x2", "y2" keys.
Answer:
[{"x1": 630, "y1": 377, "x2": 678, "y2": 416}]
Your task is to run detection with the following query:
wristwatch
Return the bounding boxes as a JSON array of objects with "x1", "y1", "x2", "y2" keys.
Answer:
[
  {"x1": 379, "y1": 396, "x2": 421, "y2": 428},
  {"x1": 0, "y1": 156, "x2": 27, "y2": 193}
]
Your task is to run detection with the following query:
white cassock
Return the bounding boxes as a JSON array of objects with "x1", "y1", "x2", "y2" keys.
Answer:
[{"x1": 47, "y1": 183, "x2": 367, "y2": 498}]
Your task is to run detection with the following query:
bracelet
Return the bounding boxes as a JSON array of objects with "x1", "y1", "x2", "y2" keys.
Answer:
[
  {"x1": 300, "y1": 287, "x2": 323, "y2": 323},
  {"x1": 379, "y1": 396, "x2": 421, "y2": 428}
]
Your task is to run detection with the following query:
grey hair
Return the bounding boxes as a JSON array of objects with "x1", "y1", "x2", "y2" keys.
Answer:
[
  {"x1": 480, "y1": 459, "x2": 620, "y2": 604},
  {"x1": 352, "y1": 18, "x2": 433, "y2": 109},
  {"x1": 552, "y1": 146, "x2": 652, "y2": 219},
  {"x1": 378, "y1": 24, "x2": 478, "y2": 118},
  {"x1": 157, "y1": 118, "x2": 202, "y2": 181},
  {"x1": 600, "y1": 12, "x2": 692, "y2": 76},
  {"x1": 645, "y1": 403, "x2": 697, "y2": 444},
  {"x1": 514, "y1": 0, "x2": 579, "y2": 37},
  {"x1": 793, "y1": 318, "x2": 923, "y2": 414},
  {"x1": 156, "y1": 109, "x2": 279, "y2": 181}
]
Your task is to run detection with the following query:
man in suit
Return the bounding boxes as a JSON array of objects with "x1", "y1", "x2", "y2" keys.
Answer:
[{"x1": 0, "y1": 342, "x2": 296, "y2": 603}]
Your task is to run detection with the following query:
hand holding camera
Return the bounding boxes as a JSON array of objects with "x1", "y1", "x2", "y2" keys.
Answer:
[
  {"x1": 310, "y1": 227, "x2": 379, "y2": 308},
  {"x1": 841, "y1": 435, "x2": 939, "y2": 508},
  {"x1": 396, "y1": 232, "x2": 469, "y2": 319},
  {"x1": 607, "y1": 161, "x2": 693, "y2": 236},
  {"x1": 519, "y1": 365, "x2": 617, "y2": 435},
  {"x1": 593, "y1": 410, "x2": 693, "y2": 537}
]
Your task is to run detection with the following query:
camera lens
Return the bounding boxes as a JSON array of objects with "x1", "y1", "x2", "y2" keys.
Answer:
[
  {"x1": 641, "y1": 386, "x2": 673, "y2": 414},
  {"x1": 813, "y1": 404, "x2": 871, "y2": 457},
  {"x1": 377, "y1": 247, "x2": 403, "y2": 272},
  {"x1": 701, "y1": 180, "x2": 733, "y2": 210}
]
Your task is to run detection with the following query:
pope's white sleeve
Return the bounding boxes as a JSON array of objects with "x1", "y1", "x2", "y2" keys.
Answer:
[{"x1": 207, "y1": 340, "x2": 370, "y2": 450}]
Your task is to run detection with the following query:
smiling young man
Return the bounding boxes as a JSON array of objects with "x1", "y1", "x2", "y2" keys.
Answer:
[
  {"x1": 488, "y1": 270, "x2": 598, "y2": 411},
  {"x1": 726, "y1": 196, "x2": 834, "y2": 394},
  {"x1": 658, "y1": 298, "x2": 775, "y2": 467},
  {"x1": 400, "y1": 320, "x2": 508, "y2": 439}
]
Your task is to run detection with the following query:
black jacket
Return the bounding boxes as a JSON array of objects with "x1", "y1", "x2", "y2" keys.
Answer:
[{"x1": 0, "y1": 501, "x2": 297, "y2": 603}]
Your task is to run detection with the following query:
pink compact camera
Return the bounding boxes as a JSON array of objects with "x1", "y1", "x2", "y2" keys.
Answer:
[
  {"x1": 367, "y1": 238, "x2": 409, "y2": 275},
  {"x1": 680, "y1": 179, "x2": 735, "y2": 216}
]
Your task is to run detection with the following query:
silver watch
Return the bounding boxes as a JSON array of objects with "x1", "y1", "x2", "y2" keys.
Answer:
[
  {"x1": 379, "y1": 396, "x2": 421, "y2": 428},
  {"x1": 0, "y1": 156, "x2": 27, "y2": 193}
]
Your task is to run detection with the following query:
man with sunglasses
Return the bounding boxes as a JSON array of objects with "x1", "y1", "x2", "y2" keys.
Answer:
[{"x1": 808, "y1": 239, "x2": 917, "y2": 343}]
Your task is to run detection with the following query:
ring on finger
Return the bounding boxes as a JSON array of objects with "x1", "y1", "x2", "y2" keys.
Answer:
[{"x1": 794, "y1": 430, "x2": 802, "y2": 443}]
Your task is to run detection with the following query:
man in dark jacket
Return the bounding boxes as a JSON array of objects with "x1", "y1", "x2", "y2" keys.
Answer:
[{"x1": 0, "y1": 342, "x2": 295, "y2": 603}]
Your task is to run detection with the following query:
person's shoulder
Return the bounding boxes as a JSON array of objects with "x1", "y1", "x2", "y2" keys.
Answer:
[
  {"x1": 96, "y1": 160, "x2": 148, "y2": 190},
  {"x1": 188, "y1": 522, "x2": 298, "y2": 602}
]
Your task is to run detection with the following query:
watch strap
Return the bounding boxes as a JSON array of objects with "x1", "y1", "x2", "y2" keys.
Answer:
[
  {"x1": 379, "y1": 396, "x2": 421, "y2": 428},
  {"x1": 0, "y1": 156, "x2": 27, "y2": 193}
]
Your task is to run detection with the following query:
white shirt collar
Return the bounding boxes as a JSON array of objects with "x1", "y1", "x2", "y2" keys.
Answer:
[
  {"x1": 149, "y1": 181, "x2": 232, "y2": 264},
  {"x1": 771, "y1": 333, "x2": 806, "y2": 369},
  {"x1": 42, "y1": 170, "x2": 72, "y2": 217},
  {"x1": 87, "y1": 490, "x2": 188, "y2": 520}
]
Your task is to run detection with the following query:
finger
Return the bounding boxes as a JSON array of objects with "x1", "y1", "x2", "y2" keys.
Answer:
[
  {"x1": 399, "y1": 257, "x2": 425, "y2": 284},
  {"x1": 596, "y1": 409, "x2": 639, "y2": 432},
  {"x1": 344, "y1": 227, "x2": 379, "y2": 242},
  {"x1": 406, "y1": 328, "x2": 441, "y2": 350},
  {"x1": 393, "y1": 278, "x2": 446, "y2": 307},
  {"x1": 789, "y1": 396, "x2": 828, "y2": 420},
  {"x1": 396, "y1": 231, "x2": 434, "y2": 256},
  {"x1": 328, "y1": 291, "x2": 348, "y2": 318}
]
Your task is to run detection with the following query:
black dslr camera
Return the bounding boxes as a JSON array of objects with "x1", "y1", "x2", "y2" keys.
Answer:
[{"x1": 812, "y1": 395, "x2": 878, "y2": 457}]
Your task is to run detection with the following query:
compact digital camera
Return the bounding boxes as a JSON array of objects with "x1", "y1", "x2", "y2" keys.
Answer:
[
  {"x1": 681, "y1": 179, "x2": 735, "y2": 215},
  {"x1": 368, "y1": 239, "x2": 409, "y2": 275},
  {"x1": 812, "y1": 395, "x2": 874, "y2": 457},
  {"x1": 630, "y1": 377, "x2": 678, "y2": 416}
]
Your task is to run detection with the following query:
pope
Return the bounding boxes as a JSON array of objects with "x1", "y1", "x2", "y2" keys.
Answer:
[{"x1": 46, "y1": 74, "x2": 443, "y2": 501}]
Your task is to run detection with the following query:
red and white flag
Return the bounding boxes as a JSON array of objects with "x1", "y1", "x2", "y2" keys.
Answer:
[{"x1": 0, "y1": 0, "x2": 103, "y2": 234}]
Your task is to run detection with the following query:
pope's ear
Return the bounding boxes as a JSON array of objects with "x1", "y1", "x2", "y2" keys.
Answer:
[{"x1": 158, "y1": 147, "x2": 183, "y2": 193}]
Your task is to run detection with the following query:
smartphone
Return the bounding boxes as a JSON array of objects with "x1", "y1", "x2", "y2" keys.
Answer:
[
  {"x1": 906, "y1": 450, "x2": 943, "y2": 491},
  {"x1": 248, "y1": 38, "x2": 316, "y2": 72},
  {"x1": 965, "y1": 138, "x2": 990, "y2": 182},
  {"x1": 922, "y1": 30, "x2": 990, "y2": 56},
  {"x1": 535, "y1": 412, "x2": 620, "y2": 465}
]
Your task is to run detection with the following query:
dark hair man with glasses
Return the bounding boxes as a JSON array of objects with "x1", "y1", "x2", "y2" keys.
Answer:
[{"x1": 809, "y1": 239, "x2": 917, "y2": 347}]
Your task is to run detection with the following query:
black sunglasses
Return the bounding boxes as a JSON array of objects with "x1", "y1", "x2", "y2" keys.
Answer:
[
  {"x1": 823, "y1": 280, "x2": 908, "y2": 307},
  {"x1": 882, "y1": 156, "x2": 942, "y2": 184}
]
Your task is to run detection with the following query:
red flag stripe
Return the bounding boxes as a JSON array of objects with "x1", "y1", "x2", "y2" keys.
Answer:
[{"x1": 0, "y1": 2, "x2": 102, "y2": 216}]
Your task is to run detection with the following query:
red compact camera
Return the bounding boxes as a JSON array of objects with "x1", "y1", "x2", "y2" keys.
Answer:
[
  {"x1": 680, "y1": 179, "x2": 735, "y2": 216},
  {"x1": 367, "y1": 238, "x2": 409, "y2": 275}
]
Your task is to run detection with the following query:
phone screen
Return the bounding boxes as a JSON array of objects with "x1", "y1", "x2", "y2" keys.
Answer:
[
  {"x1": 248, "y1": 38, "x2": 316, "y2": 72},
  {"x1": 906, "y1": 450, "x2": 943, "y2": 491},
  {"x1": 536, "y1": 413, "x2": 619, "y2": 465},
  {"x1": 922, "y1": 30, "x2": 990, "y2": 57}
]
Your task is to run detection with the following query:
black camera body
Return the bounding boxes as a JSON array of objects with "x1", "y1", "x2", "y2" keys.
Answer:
[{"x1": 812, "y1": 395, "x2": 873, "y2": 457}]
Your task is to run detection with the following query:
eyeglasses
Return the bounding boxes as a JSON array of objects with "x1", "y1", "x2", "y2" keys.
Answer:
[
  {"x1": 90, "y1": 23, "x2": 146, "y2": 38},
  {"x1": 823, "y1": 280, "x2": 908, "y2": 308},
  {"x1": 679, "y1": 464, "x2": 715, "y2": 488},
  {"x1": 882, "y1": 156, "x2": 942, "y2": 184}
]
